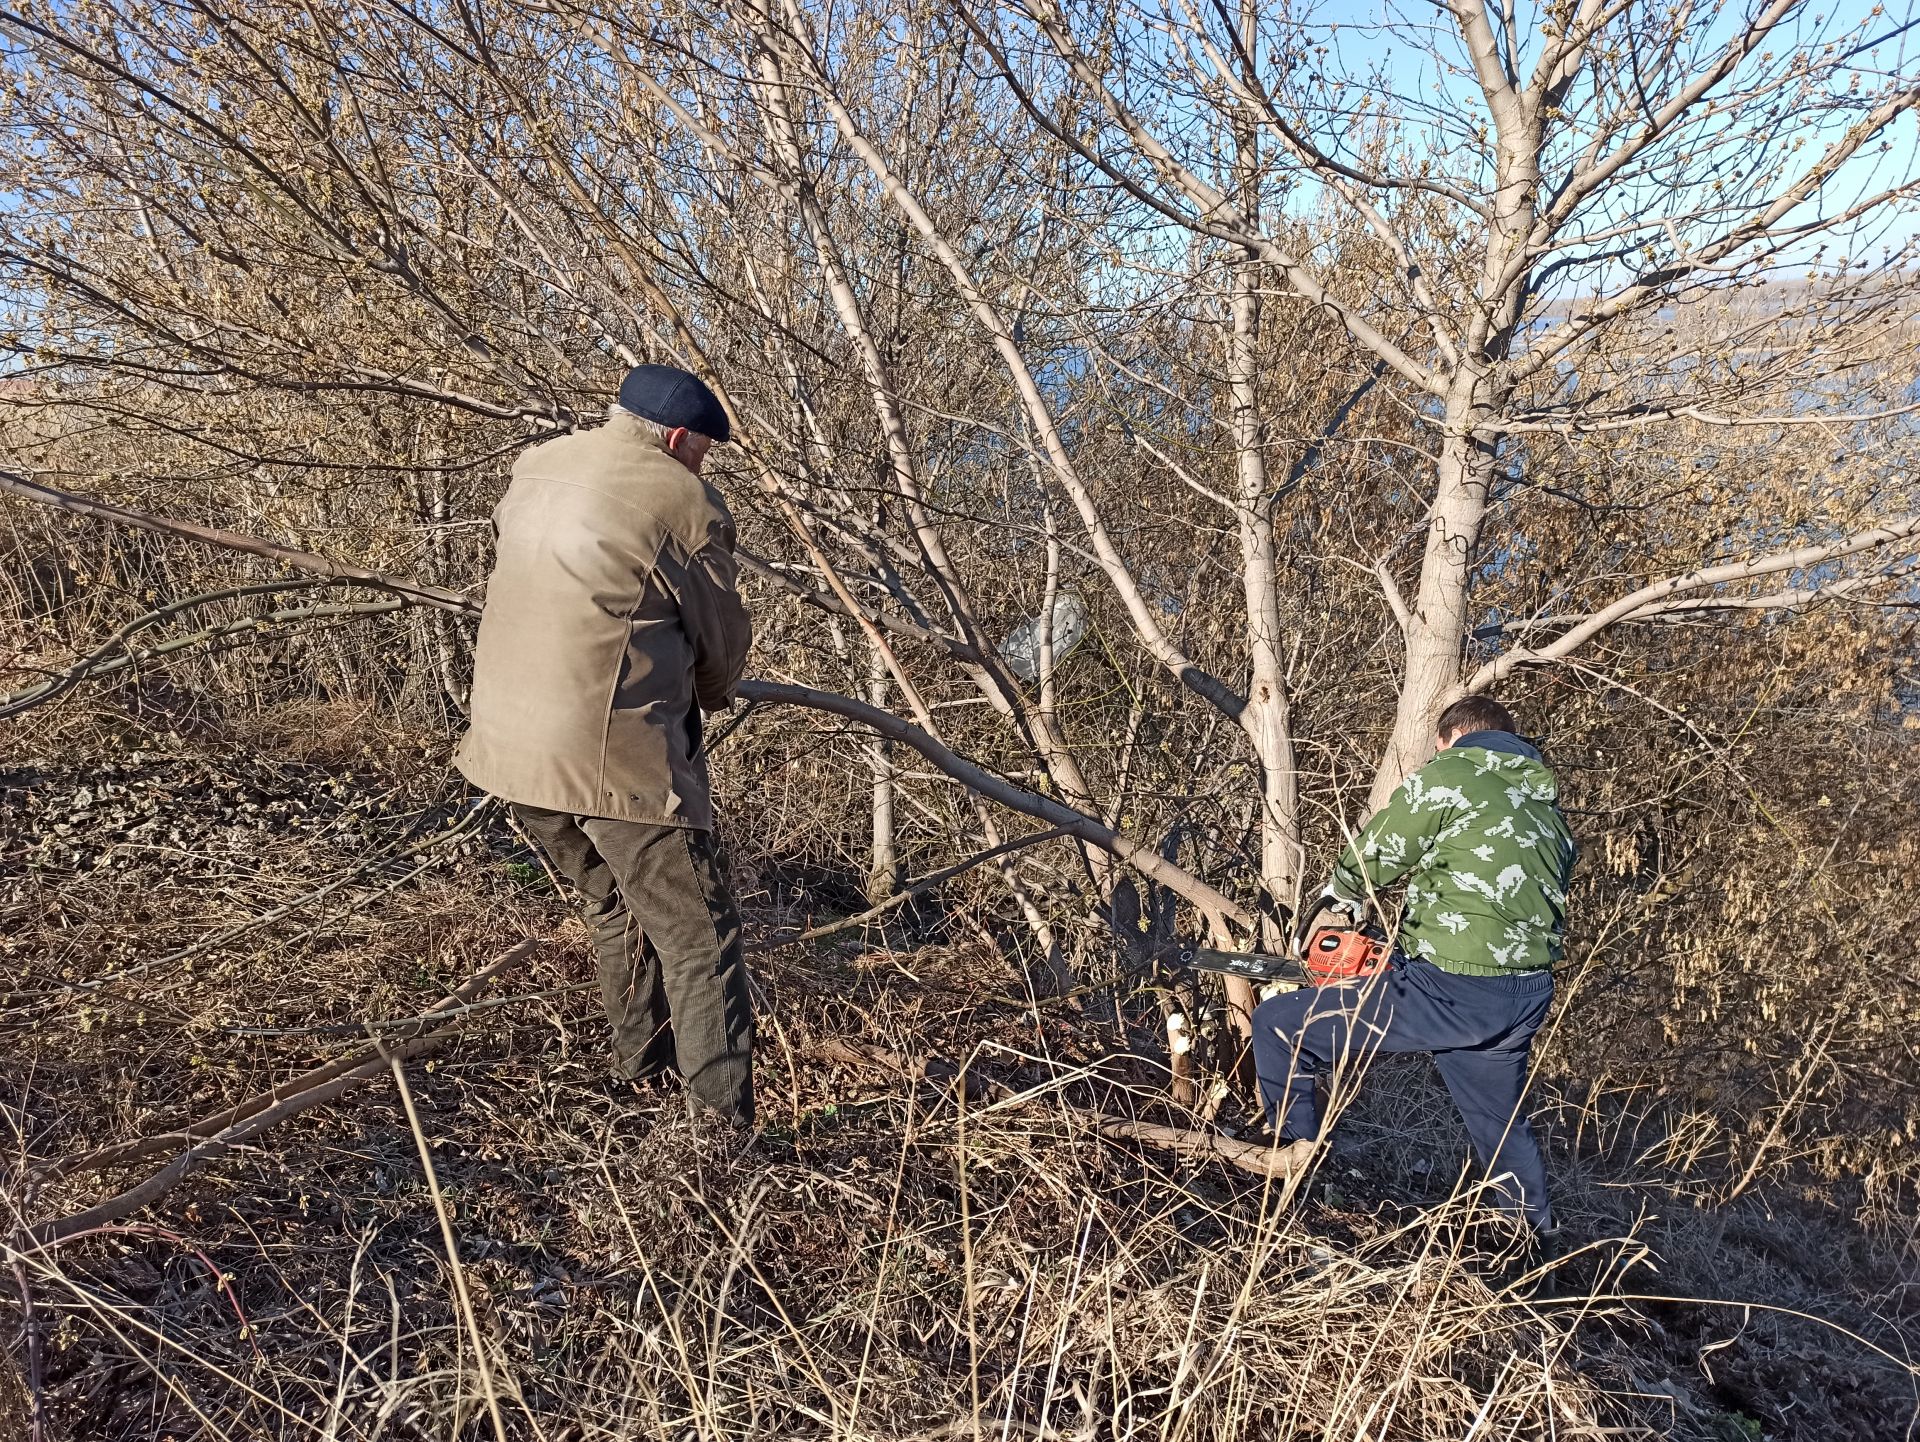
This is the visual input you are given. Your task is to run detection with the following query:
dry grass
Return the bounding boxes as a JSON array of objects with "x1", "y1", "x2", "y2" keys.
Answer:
[
  {"x1": 6, "y1": 1050, "x2": 1630, "y2": 1440},
  {"x1": 3, "y1": 729, "x2": 1916, "y2": 1441}
]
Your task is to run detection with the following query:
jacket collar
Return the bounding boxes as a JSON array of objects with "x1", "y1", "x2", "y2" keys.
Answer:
[{"x1": 1451, "y1": 728, "x2": 1542, "y2": 761}]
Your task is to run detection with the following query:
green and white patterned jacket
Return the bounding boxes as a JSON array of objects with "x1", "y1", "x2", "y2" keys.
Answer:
[{"x1": 1328, "y1": 731, "x2": 1575, "y2": 975}]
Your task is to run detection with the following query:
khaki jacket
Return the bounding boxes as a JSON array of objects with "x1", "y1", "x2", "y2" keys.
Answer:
[{"x1": 455, "y1": 410, "x2": 752, "y2": 828}]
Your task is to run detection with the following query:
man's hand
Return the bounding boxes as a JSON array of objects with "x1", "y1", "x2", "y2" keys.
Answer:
[
  {"x1": 1295, "y1": 891, "x2": 1366, "y2": 953},
  {"x1": 1319, "y1": 894, "x2": 1367, "y2": 928}
]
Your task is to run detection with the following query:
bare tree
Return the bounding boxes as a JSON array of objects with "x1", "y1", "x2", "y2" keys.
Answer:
[
  {"x1": 954, "y1": 0, "x2": 1920, "y2": 808},
  {"x1": 2, "y1": 0, "x2": 1916, "y2": 1073}
]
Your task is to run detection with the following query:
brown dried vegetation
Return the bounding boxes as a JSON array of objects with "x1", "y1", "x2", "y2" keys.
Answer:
[{"x1": 3, "y1": 0, "x2": 1920, "y2": 1437}]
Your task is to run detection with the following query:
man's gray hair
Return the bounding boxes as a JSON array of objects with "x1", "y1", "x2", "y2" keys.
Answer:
[{"x1": 609, "y1": 402, "x2": 677, "y2": 445}]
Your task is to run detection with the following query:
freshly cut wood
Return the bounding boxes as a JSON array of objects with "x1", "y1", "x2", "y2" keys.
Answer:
[{"x1": 1092, "y1": 1119, "x2": 1314, "y2": 1181}]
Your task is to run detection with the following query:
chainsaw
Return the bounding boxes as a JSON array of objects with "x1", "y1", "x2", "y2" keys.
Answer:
[{"x1": 1175, "y1": 894, "x2": 1391, "y2": 988}]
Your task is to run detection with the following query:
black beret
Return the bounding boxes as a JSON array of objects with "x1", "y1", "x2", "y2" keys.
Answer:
[{"x1": 616, "y1": 363, "x2": 731, "y2": 443}]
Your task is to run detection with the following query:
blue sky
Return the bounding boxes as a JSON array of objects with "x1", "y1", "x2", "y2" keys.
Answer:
[{"x1": 1295, "y1": 0, "x2": 1920, "y2": 270}]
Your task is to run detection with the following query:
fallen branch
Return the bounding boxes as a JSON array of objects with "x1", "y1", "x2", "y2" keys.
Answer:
[
  {"x1": 38, "y1": 940, "x2": 532, "y2": 1181},
  {"x1": 19, "y1": 941, "x2": 535, "y2": 1245},
  {"x1": 377, "y1": 1041, "x2": 511, "y2": 1442},
  {"x1": 817, "y1": 1036, "x2": 1307, "y2": 1181},
  {"x1": 219, "y1": 977, "x2": 595, "y2": 1039},
  {"x1": 1090, "y1": 1117, "x2": 1308, "y2": 1181},
  {"x1": 2, "y1": 472, "x2": 1251, "y2": 932}
]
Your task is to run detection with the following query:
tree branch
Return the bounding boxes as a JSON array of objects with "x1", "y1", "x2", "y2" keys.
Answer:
[
  {"x1": 737, "y1": 680, "x2": 1250, "y2": 930},
  {"x1": 1463, "y1": 517, "x2": 1920, "y2": 692},
  {"x1": 772, "y1": 0, "x2": 1251, "y2": 722},
  {"x1": 1501, "y1": 395, "x2": 1920, "y2": 436},
  {"x1": 1514, "y1": 84, "x2": 1920, "y2": 382},
  {"x1": 0, "y1": 469, "x2": 479, "y2": 615},
  {"x1": 1, "y1": 590, "x2": 409, "y2": 717},
  {"x1": 735, "y1": 548, "x2": 982, "y2": 664},
  {"x1": 1471, "y1": 567, "x2": 1920, "y2": 639},
  {"x1": 1, "y1": 471, "x2": 1250, "y2": 931},
  {"x1": 961, "y1": 1, "x2": 1443, "y2": 397}
]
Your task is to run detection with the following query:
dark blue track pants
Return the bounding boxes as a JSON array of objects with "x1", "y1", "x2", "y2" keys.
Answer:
[{"x1": 1249, "y1": 958, "x2": 1555, "y2": 1229}]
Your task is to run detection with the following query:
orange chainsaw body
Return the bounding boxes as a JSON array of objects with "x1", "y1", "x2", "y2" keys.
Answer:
[{"x1": 1301, "y1": 925, "x2": 1389, "y2": 985}]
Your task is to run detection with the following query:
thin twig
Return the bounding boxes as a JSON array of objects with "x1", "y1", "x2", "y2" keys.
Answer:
[
  {"x1": 18, "y1": 943, "x2": 533, "y2": 1244},
  {"x1": 764, "y1": 826, "x2": 1075, "y2": 946},
  {"x1": 7, "y1": 1253, "x2": 44, "y2": 1442},
  {"x1": 9, "y1": 798, "x2": 497, "y2": 1009},
  {"x1": 0, "y1": 469, "x2": 479, "y2": 615},
  {"x1": 0, "y1": 587, "x2": 405, "y2": 717},
  {"x1": 376, "y1": 1040, "x2": 512, "y2": 1442},
  {"x1": 39, "y1": 941, "x2": 533, "y2": 1181},
  {"x1": 219, "y1": 977, "x2": 594, "y2": 1039}
]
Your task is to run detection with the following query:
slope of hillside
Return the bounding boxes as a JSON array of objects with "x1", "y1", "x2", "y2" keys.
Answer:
[{"x1": 4, "y1": 733, "x2": 1913, "y2": 1441}]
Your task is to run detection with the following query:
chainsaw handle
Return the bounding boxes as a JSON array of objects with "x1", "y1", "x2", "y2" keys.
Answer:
[{"x1": 1293, "y1": 893, "x2": 1364, "y2": 953}]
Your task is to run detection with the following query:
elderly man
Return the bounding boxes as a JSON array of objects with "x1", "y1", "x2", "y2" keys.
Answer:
[
  {"x1": 1250, "y1": 697, "x2": 1575, "y2": 1234},
  {"x1": 457, "y1": 364, "x2": 755, "y2": 1128}
]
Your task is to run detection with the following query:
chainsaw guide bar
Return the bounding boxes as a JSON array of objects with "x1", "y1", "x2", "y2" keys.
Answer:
[{"x1": 1176, "y1": 947, "x2": 1309, "y2": 983}]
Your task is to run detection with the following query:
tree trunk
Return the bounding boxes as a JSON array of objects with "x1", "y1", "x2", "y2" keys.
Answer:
[
  {"x1": 1367, "y1": 100, "x2": 1540, "y2": 808},
  {"x1": 865, "y1": 641, "x2": 899, "y2": 904},
  {"x1": 1227, "y1": 29, "x2": 1298, "y2": 1015},
  {"x1": 1221, "y1": 50, "x2": 1297, "y2": 1044},
  {"x1": 1231, "y1": 272, "x2": 1300, "y2": 943},
  {"x1": 1367, "y1": 407, "x2": 1497, "y2": 809}
]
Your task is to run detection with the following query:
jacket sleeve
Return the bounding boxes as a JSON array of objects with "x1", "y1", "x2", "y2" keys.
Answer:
[
  {"x1": 1328, "y1": 770, "x2": 1449, "y2": 903},
  {"x1": 675, "y1": 538, "x2": 753, "y2": 712}
]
